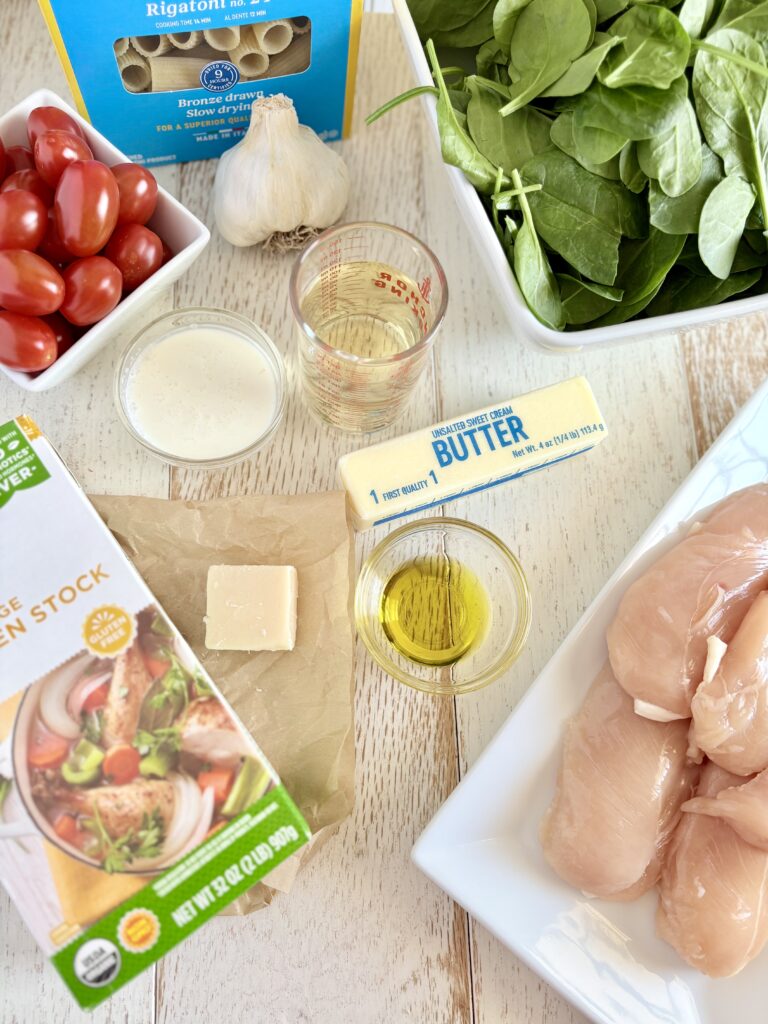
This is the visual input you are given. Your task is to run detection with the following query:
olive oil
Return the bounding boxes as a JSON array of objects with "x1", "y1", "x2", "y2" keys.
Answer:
[{"x1": 379, "y1": 555, "x2": 490, "y2": 667}]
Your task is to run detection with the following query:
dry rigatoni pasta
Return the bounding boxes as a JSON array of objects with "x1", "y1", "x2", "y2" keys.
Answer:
[
  {"x1": 252, "y1": 19, "x2": 293, "y2": 55},
  {"x1": 167, "y1": 31, "x2": 203, "y2": 50},
  {"x1": 113, "y1": 36, "x2": 130, "y2": 56},
  {"x1": 262, "y1": 32, "x2": 311, "y2": 79},
  {"x1": 203, "y1": 26, "x2": 240, "y2": 51},
  {"x1": 147, "y1": 55, "x2": 209, "y2": 91},
  {"x1": 118, "y1": 45, "x2": 151, "y2": 93},
  {"x1": 228, "y1": 29, "x2": 269, "y2": 78},
  {"x1": 289, "y1": 17, "x2": 311, "y2": 35}
]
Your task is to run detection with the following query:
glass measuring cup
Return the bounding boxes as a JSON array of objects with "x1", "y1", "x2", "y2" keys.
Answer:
[{"x1": 289, "y1": 222, "x2": 448, "y2": 433}]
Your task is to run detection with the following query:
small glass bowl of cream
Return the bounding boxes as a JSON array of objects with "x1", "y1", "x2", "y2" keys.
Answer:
[{"x1": 115, "y1": 307, "x2": 287, "y2": 468}]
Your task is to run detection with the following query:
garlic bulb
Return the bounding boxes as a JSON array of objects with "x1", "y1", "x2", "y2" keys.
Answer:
[{"x1": 214, "y1": 94, "x2": 350, "y2": 248}]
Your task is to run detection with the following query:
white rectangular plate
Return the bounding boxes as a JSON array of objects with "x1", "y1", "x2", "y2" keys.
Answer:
[{"x1": 412, "y1": 378, "x2": 768, "y2": 1024}]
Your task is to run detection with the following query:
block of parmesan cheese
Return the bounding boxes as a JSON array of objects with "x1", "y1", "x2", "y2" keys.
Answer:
[{"x1": 205, "y1": 564, "x2": 298, "y2": 652}]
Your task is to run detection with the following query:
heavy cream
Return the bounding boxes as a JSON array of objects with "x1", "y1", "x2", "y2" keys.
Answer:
[{"x1": 125, "y1": 325, "x2": 278, "y2": 461}]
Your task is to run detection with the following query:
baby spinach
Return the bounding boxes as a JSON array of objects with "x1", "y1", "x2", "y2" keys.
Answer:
[
  {"x1": 541, "y1": 33, "x2": 621, "y2": 97},
  {"x1": 467, "y1": 79, "x2": 554, "y2": 169},
  {"x1": 551, "y1": 111, "x2": 622, "y2": 177},
  {"x1": 649, "y1": 143, "x2": 723, "y2": 231},
  {"x1": 383, "y1": 0, "x2": 768, "y2": 328},
  {"x1": 522, "y1": 149, "x2": 646, "y2": 282},
  {"x1": 598, "y1": 5, "x2": 691, "y2": 88},
  {"x1": 558, "y1": 273, "x2": 624, "y2": 323},
  {"x1": 619, "y1": 142, "x2": 649, "y2": 191},
  {"x1": 511, "y1": 169, "x2": 565, "y2": 328},
  {"x1": 501, "y1": 0, "x2": 593, "y2": 114},
  {"x1": 636, "y1": 96, "x2": 702, "y2": 195},
  {"x1": 493, "y1": 0, "x2": 534, "y2": 49},
  {"x1": 678, "y1": 0, "x2": 720, "y2": 38},
  {"x1": 692, "y1": 28, "x2": 768, "y2": 227},
  {"x1": 698, "y1": 174, "x2": 756, "y2": 276}
]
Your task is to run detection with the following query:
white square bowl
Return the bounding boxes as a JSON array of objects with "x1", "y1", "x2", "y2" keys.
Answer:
[
  {"x1": 411, "y1": 379, "x2": 768, "y2": 1024},
  {"x1": 0, "y1": 88, "x2": 210, "y2": 391},
  {"x1": 392, "y1": 0, "x2": 768, "y2": 352}
]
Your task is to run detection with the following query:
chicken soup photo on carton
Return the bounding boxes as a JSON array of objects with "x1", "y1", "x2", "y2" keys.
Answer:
[{"x1": 0, "y1": 415, "x2": 310, "y2": 1010}]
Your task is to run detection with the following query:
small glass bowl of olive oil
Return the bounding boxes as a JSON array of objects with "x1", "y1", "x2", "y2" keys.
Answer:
[{"x1": 355, "y1": 518, "x2": 531, "y2": 695}]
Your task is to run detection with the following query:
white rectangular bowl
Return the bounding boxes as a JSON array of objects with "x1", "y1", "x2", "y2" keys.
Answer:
[
  {"x1": 392, "y1": 0, "x2": 768, "y2": 351},
  {"x1": 0, "y1": 89, "x2": 210, "y2": 391},
  {"x1": 412, "y1": 377, "x2": 768, "y2": 1024}
]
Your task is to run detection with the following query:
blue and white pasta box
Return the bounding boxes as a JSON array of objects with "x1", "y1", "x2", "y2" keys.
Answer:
[{"x1": 37, "y1": 0, "x2": 363, "y2": 166}]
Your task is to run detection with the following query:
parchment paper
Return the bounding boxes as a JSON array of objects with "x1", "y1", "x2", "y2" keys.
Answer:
[{"x1": 91, "y1": 490, "x2": 355, "y2": 914}]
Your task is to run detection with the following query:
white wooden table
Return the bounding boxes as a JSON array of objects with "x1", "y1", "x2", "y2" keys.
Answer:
[{"x1": 1, "y1": 9, "x2": 767, "y2": 1024}]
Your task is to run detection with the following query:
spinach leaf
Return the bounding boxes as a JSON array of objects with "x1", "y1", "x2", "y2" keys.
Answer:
[
  {"x1": 598, "y1": 5, "x2": 691, "y2": 89},
  {"x1": 558, "y1": 273, "x2": 624, "y2": 323},
  {"x1": 591, "y1": 282, "x2": 665, "y2": 323},
  {"x1": 646, "y1": 265, "x2": 762, "y2": 312},
  {"x1": 493, "y1": 0, "x2": 533, "y2": 49},
  {"x1": 584, "y1": 0, "x2": 599, "y2": 40},
  {"x1": 477, "y1": 38, "x2": 508, "y2": 77},
  {"x1": 468, "y1": 80, "x2": 554, "y2": 168},
  {"x1": 511, "y1": 169, "x2": 565, "y2": 328},
  {"x1": 573, "y1": 120, "x2": 630, "y2": 162},
  {"x1": 698, "y1": 174, "x2": 756, "y2": 275},
  {"x1": 649, "y1": 143, "x2": 722, "y2": 230},
  {"x1": 678, "y1": 0, "x2": 720, "y2": 37},
  {"x1": 595, "y1": 0, "x2": 630, "y2": 21},
  {"x1": 522, "y1": 149, "x2": 646, "y2": 283},
  {"x1": 426, "y1": 41, "x2": 502, "y2": 194},
  {"x1": 551, "y1": 111, "x2": 622, "y2": 177},
  {"x1": 711, "y1": 0, "x2": 768, "y2": 37},
  {"x1": 636, "y1": 96, "x2": 702, "y2": 195},
  {"x1": 599, "y1": 227, "x2": 687, "y2": 311},
  {"x1": 692, "y1": 28, "x2": 768, "y2": 226},
  {"x1": 619, "y1": 142, "x2": 649, "y2": 191},
  {"x1": 500, "y1": 0, "x2": 593, "y2": 114},
  {"x1": 409, "y1": 0, "x2": 490, "y2": 39},
  {"x1": 431, "y1": 0, "x2": 497, "y2": 47},
  {"x1": 541, "y1": 33, "x2": 621, "y2": 97},
  {"x1": 575, "y1": 75, "x2": 691, "y2": 140}
]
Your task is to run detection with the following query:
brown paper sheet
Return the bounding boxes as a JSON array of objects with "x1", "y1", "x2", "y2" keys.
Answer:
[{"x1": 91, "y1": 490, "x2": 355, "y2": 914}]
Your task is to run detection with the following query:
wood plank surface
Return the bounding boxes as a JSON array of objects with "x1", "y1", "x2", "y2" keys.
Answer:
[{"x1": 0, "y1": 6, "x2": 767, "y2": 1024}]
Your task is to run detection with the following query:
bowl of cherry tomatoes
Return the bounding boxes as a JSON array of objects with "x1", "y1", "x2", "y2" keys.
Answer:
[{"x1": 0, "y1": 89, "x2": 210, "y2": 391}]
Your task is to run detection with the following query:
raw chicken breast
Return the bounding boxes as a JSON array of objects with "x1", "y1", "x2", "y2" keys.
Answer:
[
  {"x1": 657, "y1": 762, "x2": 768, "y2": 977},
  {"x1": 541, "y1": 664, "x2": 697, "y2": 900},
  {"x1": 607, "y1": 484, "x2": 768, "y2": 720},
  {"x1": 683, "y1": 768, "x2": 768, "y2": 850},
  {"x1": 691, "y1": 591, "x2": 768, "y2": 774}
]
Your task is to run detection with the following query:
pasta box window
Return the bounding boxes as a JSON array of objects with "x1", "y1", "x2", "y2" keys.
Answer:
[
  {"x1": 36, "y1": 0, "x2": 362, "y2": 165},
  {"x1": 0, "y1": 415, "x2": 310, "y2": 1009}
]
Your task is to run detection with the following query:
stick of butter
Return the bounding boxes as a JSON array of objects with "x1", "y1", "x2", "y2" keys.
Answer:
[{"x1": 337, "y1": 377, "x2": 607, "y2": 531}]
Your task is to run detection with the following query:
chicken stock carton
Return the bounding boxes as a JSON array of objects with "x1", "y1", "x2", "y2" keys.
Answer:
[
  {"x1": 0, "y1": 415, "x2": 310, "y2": 1009},
  {"x1": 37, "y1": 0, "x2": 363, "y2": 165}
]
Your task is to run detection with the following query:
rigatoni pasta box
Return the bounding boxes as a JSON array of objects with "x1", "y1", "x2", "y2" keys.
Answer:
[
  {"x1": 0, "y1": 415, "x2": 310, "y2": 1008},
  {"x1": 36, "y1": 0, "x2": 363, "y2": 165}
]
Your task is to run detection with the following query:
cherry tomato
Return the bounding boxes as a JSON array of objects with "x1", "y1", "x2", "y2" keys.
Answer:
[
  {"x1": 0, "y1": 311, "x2": 57, "y2": 371},
  {"x1": 54, "y1": 161, "x2": 119, "y2": 257},
  {"x1": 34, "y1": 130, "x2": 93, "y2": 188},
  {"x1": 0, "y1": 137, "x2": 5, "y2": 179},
  {"x1": 38, "y1": 211, "x2": 74, "y2": 264},
  {"x1": 111, "y1": 163, "x2": 158, "y2": 225},
  {"x1": 41, "y1": 312, "x2": 77, "y2": 356},
  {"x1": 0, "y1": 169, "x2": 54, "y2": 206},
  {"x1": 0, "y1": 250, "x2": 64, "y2": 315},
  {"x1": 105, "y1": 223, "x2": 163, "y2": 291},
  {"x1": 0, "y1": 191, "x2": 47, "y2": 250},
  {"x1": 60, "y1": 256, "x2": 122, "y2": 325},
  {"x1": 27, "y1": 106, "x2": 87, "y2": 148},
  {"x1": 161, "y1": 239, "x2": 174, "y2": 265},
  {"x1": 6, "y1": 146, "x2": 35, "y2": 173}
]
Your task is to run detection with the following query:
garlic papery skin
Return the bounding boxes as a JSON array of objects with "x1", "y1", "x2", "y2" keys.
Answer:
[{"x1": 213, "y1": 94, "x2": 350, "y2": 247}]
